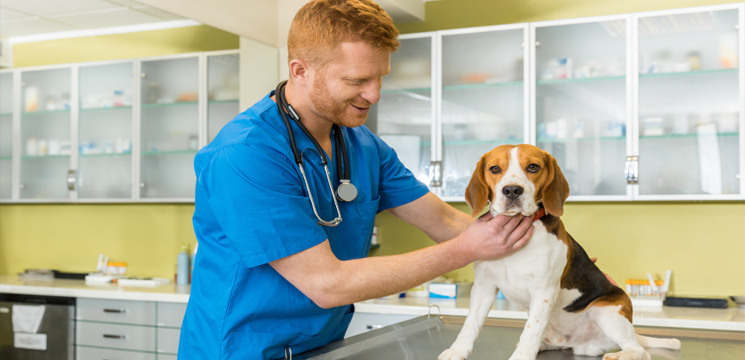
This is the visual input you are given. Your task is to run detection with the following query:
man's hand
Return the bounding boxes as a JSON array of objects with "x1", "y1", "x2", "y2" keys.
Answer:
[
  {"x1": 590, "y1": 257, "x2": 619, "y2": 287},
  {"x1": 456, "y1": 212, "x2": 534, "y2": 263}
]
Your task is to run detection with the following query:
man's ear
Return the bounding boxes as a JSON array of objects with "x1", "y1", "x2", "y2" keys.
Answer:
[
  {"x1": 543, "y1": 155, "x2": 570, "y2": 217},
  {"x1": 465, "y1": 155, "x2": 492, "y2": 218}
]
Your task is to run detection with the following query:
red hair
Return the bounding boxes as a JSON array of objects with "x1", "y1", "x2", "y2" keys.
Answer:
[{"x1": 288, "y1": 0, "x2": 399, "y2": 69}]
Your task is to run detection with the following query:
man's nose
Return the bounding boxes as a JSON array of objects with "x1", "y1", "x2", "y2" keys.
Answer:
[
  {"x1": 502, "y1": 185, "x2": 523, "y2": 200},
  {"x1": 360, "y1": 78, "x2": 381, "y2": 105}
]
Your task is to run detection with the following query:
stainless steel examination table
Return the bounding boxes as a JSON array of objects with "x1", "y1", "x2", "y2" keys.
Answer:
[{"x1": 294, "y1": 315, "x2": 745, "y2": 359}]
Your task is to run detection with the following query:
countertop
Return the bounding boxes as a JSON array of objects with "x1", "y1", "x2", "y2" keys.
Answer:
[
  {"x1": 354, "y1": 296, "x2": 745, "y2": 332},
  {"x1": 0, "y1": 275, "x2": 190, "y2": 303},
  {"x1": 2, "y1": 276, "x2": 743, "y2": 332}
]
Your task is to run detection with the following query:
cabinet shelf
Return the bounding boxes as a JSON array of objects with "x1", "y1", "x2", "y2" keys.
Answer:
[
  {"x1": 141, "y1": 150, "x2": 198, "y2": 156},
  {"x1": 80, "y1": 152, "x2": 132, "y2": 157},
  {"x1": 420, "y1": 138, "x2": 523, "y2": 146},
  {"x1": 379, "y1": 81, "x2": 523, "y2": 94},
  {"x1": 443, "y1": 81, "x2": 523, "y2": 91},
  {"x1": 21, "y1": 154, "x2": 70, "y2": 159},
  {"x1": 0, "y1": 156, "x2": 11, "y2": 160},
  {"x1": 80, "y1": 106, "x2": 132, "y2": 112},
  {"x1": 208, "y1": 99, "x2": 239, "y2": 104},
  {"x1": 141, "y1": 101, "x2": 198, "y2": 109},
  {"x1": 0, "y1": 113, "x2": 12, "y2": 117},
  {"x1": 639, "y1": 68, "x2": 738, "y2": 79},
  {"x1": 536, "y1": 75, "x2": 625, "y2": 85},
  {"x1": 22, "y1": 109, "x2": 70, "y2": 115},
  {"x1": 537, "y1": 136, "x2": 625, "y2": 143},
  {"x1": 640, "y1": 132, "x2": 738, "y2": 139}
]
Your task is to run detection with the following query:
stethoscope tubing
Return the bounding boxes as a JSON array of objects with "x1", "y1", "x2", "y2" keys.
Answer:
[{"x1": 275, "y1": 80, "x2": 356, "y2": 226}]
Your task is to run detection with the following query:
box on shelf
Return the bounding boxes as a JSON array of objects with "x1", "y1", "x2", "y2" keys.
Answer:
[{"x1": 429, "y1": 282, "x2": 473, "y2": 299}]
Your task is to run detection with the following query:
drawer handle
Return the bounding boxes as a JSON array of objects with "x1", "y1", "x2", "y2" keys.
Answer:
[
  {"x1": 103, "y1": 308, "x2": 126, "y2": 313},
  {"x1": 103, "y1": 334, "x2": 126, "y2": 339},
  {"x1": 366, "y1": 325, "x2": 383, "y2": 330}
]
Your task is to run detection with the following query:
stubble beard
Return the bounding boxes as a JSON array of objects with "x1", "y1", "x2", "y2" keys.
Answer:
[{"x1": 308, "y1": 73, "x2": 369, "y2": 128}]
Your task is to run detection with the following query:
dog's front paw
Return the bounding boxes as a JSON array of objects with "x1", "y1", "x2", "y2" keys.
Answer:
[
  {"x1": 602, "y1": 348, "x2": 651, "y2": 360},
  {"x1": 438, "y1": 348, "x2": 470, "y2": 360},
  {"x1": 508, "y1": 349, "x2": 537, "y2": 360}
]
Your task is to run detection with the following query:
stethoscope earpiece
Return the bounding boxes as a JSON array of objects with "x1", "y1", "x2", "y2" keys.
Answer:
[{"x1": 275, "y1": 81, "x2": 357, "y2": 226}]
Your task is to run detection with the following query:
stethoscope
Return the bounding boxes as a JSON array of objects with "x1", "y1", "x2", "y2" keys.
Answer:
[{"x1": 275, "y1": 80, "x2": 358, "y2": 227}]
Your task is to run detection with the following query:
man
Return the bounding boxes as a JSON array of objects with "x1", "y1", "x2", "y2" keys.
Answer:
[{"x1": 179, "y1": 1, "x2": 534, "y2": 358}]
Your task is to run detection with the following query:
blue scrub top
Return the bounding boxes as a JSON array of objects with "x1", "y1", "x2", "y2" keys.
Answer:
[{"x1": 179, "y1": 92, "x2": 429, "y2": 360}]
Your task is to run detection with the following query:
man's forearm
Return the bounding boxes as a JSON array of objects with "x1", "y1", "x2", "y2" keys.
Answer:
[{"x1": 313, "y1": 237, "x2": 472, "y2": 308}]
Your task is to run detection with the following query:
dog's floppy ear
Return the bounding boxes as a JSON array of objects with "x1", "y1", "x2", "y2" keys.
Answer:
[
  {"x1": 465, "y1": 155, "x2": 492, "y2": 217},
  {"x1": 543, "y1": 154, "x2": 570, "y2": 217}
]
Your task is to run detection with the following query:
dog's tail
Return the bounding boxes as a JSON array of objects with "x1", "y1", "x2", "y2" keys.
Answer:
[{"x1": 636, "y1": 334, "x2": 681, "y2": 349}]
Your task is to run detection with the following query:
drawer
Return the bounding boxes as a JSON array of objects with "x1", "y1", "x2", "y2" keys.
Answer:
[
  {"x1": 156, "y1": 327, "x2": 181, "y2": 354},
  {"x1": 157, "y1": 302, "x2": 187, "y2": 327},
  {"x1": 76, "y1": 321, "x2": 155, "y2": 352},
  {"x1": 345, "y1": 313, "x2": 417, "y2": 338},
  {"x1": 77, "y1": 298, "x2": 155, "y2": 326},
  {"x1": 76, "y1": 346, "x2": 155, "y2": 360}
]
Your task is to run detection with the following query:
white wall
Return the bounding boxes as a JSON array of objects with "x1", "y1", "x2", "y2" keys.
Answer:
[{"x1": 240, "y1": 37, "x2": 279, "y2": 109}]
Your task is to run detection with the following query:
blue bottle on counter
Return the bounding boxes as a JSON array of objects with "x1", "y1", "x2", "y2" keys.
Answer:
[{"x1": 177, "y1": 243, "x2": 190, "y2": 285}]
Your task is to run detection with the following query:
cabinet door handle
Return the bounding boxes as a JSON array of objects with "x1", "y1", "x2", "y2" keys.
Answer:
[
  {"x1": 67, "y1": 169, "x2": 77, "y2": 191},
  {"x1": 102, "y1": 334, "x2": 126, "y2": 339},
  {"x1": 428, "y1": 161, "x2": 442, "y2": 187},
  {"x1": 103, "y1": 308, "x2": 126, "y2": 313}
]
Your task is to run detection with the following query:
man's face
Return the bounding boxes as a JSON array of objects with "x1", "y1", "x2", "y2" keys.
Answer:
[{"x1": 307, "y1": 41, "x2": 391, "y2": 127}]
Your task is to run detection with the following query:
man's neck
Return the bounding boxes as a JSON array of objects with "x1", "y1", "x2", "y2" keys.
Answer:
[{"x1": 283, "y1": 81, "x2": 334, "y2": 146}]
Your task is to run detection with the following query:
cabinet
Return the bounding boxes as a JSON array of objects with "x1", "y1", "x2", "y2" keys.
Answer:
[
  {"x1": 439, "y1": 25, "x2": 529, "y2": 198},
  {"x1": 531, "y1": 15, "x2": 631, "y2": 200},
  {"x1": 374, "y1": 33, "x2": 436, "y2": 190},
  {"x1": 633, "y1": 5, "x2": 743, "y2": 200},
  {"x1": 370, "y1": 3, "x2": 744, "y2": 202},
  {"x1": 0, "y1": 71, "x2": 13, "y2": 199},
  {"x1": 0, "y1": 49, "x2": 239, "y2": 203},
  {"x1": 75, "y1": 298, "x2": 187, "y2": 359}
]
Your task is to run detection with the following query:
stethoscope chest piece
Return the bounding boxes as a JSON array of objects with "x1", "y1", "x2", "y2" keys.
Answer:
[{"x1": 336, "y1": 180, "x2": 358, "y2": 202}]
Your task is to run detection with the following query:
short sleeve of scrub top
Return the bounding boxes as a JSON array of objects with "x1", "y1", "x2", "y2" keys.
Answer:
[{"x1": 200, "y1": 142, "x2": 329, "y2": 268}]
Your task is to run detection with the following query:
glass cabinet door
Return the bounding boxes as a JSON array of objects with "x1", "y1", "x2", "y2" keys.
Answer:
[
  {"x1": 78, "y1": 62, "x2": 134, "y2": 199},
  {"x1": 372, "y1": 35, "x2": 434, "y2": 187},
  {"x1": 20, "y1": 68, "x2": 72, "y2": 200},
  {"x1": 534, "y1": 18, "x2": 629, "y2": 198},
  {"x1": 440, "y1": 26, "x2": 527, "y2": 197},
  {"x1": 207, "y1": 53, "x2": 240, "y2": 143},
  {"x1": 0, "y1": 72, "x2": 12, "y2": 199},
  {"x1": 637, "y1": 8, "x2": 741, "y2": 197},
  {"x1": 140, "y1": 56, "x2": 199, "y2": 199}
]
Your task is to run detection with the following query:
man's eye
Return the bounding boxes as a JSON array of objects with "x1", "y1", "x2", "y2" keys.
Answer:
[
  {"x1": 489, "y1": 166, "x2": 501, "y2": 174},
  {"x1": 527, "y1": 164, "x2": 540, "y2": 173}
]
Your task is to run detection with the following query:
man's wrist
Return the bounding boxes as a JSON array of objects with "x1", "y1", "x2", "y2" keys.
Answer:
[{"x1": 441, "y1": 234, "x2": 474, "y2": 269}]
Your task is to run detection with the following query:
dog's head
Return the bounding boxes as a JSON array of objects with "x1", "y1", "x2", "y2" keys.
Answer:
[{"x1": 465, "y1": 144, "x2": 569, "y2": 218}]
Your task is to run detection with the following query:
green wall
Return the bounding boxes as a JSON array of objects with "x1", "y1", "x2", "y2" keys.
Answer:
[{"x1": 397, "y1": 0, "x2": 742, "y2": 34}]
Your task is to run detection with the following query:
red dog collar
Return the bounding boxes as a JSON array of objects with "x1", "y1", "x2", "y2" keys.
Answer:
[{"x1": 532, "y1": 208, "x2": 546, "y2": 221}]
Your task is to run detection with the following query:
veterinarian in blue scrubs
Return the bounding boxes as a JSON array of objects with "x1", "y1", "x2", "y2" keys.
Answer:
[{"x1": 179, "y1": 1, "x2": 536, "y2": 359}]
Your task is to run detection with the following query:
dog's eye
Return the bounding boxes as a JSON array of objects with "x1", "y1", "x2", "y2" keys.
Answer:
[
  {"x1": 489, "y1": 166, "x2": 501, "y2": 174},
  {"x1": 527, "y1": 164, "x2": 540, "y2": 173}
]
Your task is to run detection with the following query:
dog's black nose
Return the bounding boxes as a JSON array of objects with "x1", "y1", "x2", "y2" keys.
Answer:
[{"x1": 502, "y1": 185, "x2": 523, "y2": 200}]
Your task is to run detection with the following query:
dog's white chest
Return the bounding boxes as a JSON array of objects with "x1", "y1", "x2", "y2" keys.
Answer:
[{"x1": 475, "y1": 221, "x2": 569, "y2": 309}]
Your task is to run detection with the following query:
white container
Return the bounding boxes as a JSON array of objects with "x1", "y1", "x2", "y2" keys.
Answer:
[
  {"x1": 37, "y1": 140, "x2": 48, "y2": 156},
  {"x1": 429, "y1": 282, "x2": 473, "y2": 299},
  {"x1": 48, "y1": 140, "x2": 60, "y2": 155},
  {"x1": 556, "y1": 118, "x2": 567, "y2": 139},
  {"x1": 26, "y1": 138, "x2": 37, "y2": 156},
  {"x1": 24, "y1": 87, "x2": 39, "y2": 112}
]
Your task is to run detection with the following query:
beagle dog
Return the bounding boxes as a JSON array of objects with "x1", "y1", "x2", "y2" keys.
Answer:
[{"x1": 439, "y1": 145, "x2": 680, "y2": 360}]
